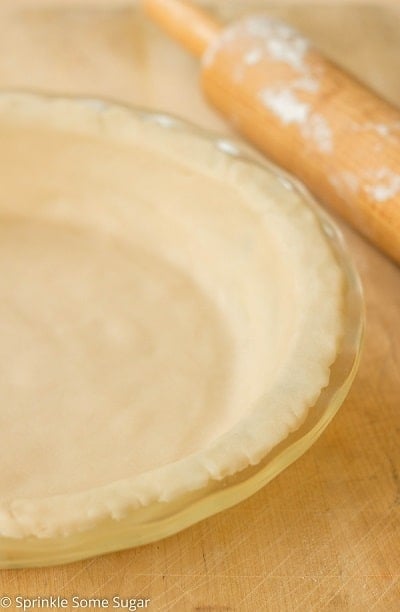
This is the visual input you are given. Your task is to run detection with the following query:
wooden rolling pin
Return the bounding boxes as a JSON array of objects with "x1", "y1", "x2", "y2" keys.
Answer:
[{"x1": 142, "y1": 0, "x2": 400, "y2": 264}]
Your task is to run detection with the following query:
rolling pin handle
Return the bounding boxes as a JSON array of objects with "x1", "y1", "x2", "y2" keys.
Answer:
[{"x1": 141, "y1": 0, "x2": 220, "y2": 57}]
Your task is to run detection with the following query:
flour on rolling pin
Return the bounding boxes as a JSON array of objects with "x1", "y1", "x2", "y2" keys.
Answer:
[
  {"x1": 143, "y1": 0, "x2": 400, "y2": 261},
  {"x1": 203, "y1": 17, "x2": 332, "y2": 153},
  {"x1": 329, "y1": 168, "x2": 400, "y2": 204},
  {"x1": 202, "y1": 15, "x2": 400, "y2": 208}
]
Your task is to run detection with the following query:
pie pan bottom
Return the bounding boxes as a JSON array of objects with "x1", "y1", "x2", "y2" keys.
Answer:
[{"x1": 0, "y1": 93, "x2": 363, "y2": 568}]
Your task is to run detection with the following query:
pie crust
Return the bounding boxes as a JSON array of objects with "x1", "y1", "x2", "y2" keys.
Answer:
[{"x1": 0, "y1": 93, "x2": 343, "y2": 539}]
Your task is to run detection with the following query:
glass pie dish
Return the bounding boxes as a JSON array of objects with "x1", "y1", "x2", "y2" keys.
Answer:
[{"x1": 0, "y1": 93, "x2": 364, "y2": 569}]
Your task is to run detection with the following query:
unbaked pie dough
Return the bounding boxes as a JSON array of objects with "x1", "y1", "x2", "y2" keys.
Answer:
[{"x1": 0, "y1": 93, "x2": 343, "y2": 539}]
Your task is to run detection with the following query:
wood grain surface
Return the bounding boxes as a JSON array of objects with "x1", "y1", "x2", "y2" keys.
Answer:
[{"x1": 0, "y1": 2, "x2": 399, "y2": 610}]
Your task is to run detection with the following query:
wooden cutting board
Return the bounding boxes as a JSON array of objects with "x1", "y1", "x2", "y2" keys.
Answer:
[{"x1": 0, "y1": 2, "x2": 399, "y2": 610}]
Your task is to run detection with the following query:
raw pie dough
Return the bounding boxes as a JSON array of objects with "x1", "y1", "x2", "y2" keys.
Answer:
[{"x1": 0, "y1": 93, "x2": 343, "y2": 539}]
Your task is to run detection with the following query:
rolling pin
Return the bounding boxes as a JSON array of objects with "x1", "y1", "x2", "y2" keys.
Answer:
[{"x1": 142, "y1": 0, "x2": 400, "y2": 264}]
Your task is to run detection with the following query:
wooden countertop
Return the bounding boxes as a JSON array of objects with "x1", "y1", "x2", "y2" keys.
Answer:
[{"x1": 0, "y1": 2, "x2": 399, "y2": 610}]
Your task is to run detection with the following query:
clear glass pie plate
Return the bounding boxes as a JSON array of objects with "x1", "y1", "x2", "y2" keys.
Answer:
[{"x1": 0, "y1": 96, "x2": 364, "y2": 569}]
